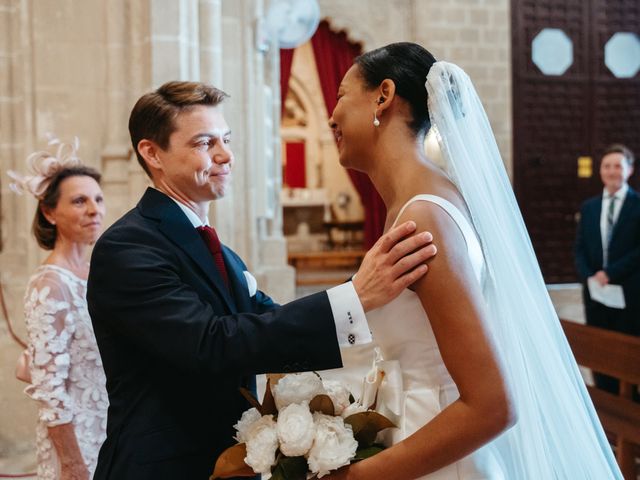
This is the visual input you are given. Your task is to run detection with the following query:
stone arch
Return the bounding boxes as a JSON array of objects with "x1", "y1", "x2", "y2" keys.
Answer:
[
  {"x1": 320, "y1": 14, "x2": 375, "y2": 51},
  {"x1": 282, "y1": 71, "x2": 327, "y2": 188}
]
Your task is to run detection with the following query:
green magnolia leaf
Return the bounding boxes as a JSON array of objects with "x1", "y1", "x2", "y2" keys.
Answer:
[
  {"x1": 210, "y1": 443, "x2": 256, "y2": 479},
  {"x1": 270, "y1": 456, "x2": 308, "y2": 480},
  {"x1": 309, "y1": 394, "x2": 335, "y2": 416},
  {"x1": 344, "y1": 411, "x2": 397, "y2": 447},
  {"x1": 261, "y1": 378, "x2": 278, "y2": 416},
  {"x1": 353, "y1": 444, "x2": 385, "y2": 461}
]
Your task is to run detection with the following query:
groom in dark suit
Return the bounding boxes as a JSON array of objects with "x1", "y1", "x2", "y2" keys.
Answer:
[
  {"x1": 575, "y1": 143, "x2": 640, "y2": 392},
  {"x1": 87, "y1": 81, "x2": 435, "y2": 479}
]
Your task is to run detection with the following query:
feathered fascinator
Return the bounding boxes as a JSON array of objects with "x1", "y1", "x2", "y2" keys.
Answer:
[{"x1": 8, "y1": 134, "x2": 81, "y2": 200}]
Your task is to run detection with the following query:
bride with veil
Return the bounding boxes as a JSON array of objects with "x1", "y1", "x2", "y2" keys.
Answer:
[{"x1": 319, "y1": 42, "x2": 622, "y2": 479}]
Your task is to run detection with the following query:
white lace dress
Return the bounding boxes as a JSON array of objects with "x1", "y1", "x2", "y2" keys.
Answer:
[{"x1": 23, "y1": 265, "x2": 108, "y2": 479}]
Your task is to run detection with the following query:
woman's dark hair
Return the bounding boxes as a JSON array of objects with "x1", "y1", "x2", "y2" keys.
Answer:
[
  {"x1": 354, "y1": 42, "x2": 437, "y2": 136},
  {"x1": 33, "y1": 166, "x2": 102, "y2": 250}
]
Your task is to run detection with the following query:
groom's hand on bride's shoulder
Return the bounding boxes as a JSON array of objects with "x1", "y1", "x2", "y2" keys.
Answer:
[{"x1": 352, "y1": 220, "x2": 436, "y2": 312}]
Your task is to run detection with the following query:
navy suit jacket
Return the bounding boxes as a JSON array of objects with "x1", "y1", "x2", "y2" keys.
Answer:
[
  {"x1": 87, "y1": 188, "x2": 343, "y2": 479},
  {"x1": 575, "y1": 187, "x2": 640, "y2": 302}
]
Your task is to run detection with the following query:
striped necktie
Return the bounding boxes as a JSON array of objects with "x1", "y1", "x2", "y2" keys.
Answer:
[{"x1": 603, "y1": 195, "x2": 617, "y2": 267}]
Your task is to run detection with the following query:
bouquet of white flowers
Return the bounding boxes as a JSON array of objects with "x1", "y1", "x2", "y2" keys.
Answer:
[{"x1": 211, "y1": 372, "x2": 396, "y2": 480}]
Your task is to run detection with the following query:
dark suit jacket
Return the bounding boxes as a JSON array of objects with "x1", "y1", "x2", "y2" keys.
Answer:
[
  {"x1": 87, "y1": 188, "x2": 343, "y2": 479},
  {"x1": 575, "y1": 187, "x2": 640, "y2": 310}
]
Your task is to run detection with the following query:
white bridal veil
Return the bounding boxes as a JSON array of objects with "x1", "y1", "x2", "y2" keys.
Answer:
[{"x1": 425, "y1": 62, "x2": 622, "y2": 479}]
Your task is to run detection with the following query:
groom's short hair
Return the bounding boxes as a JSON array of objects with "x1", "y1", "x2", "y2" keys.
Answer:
[{"x1": 129, "y1": 81, "x2": 229, "y2": 177}]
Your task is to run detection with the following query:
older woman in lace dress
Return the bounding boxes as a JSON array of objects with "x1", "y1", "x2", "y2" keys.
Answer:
[{"x1": 9, "y1": 138, "x2": 108, "y2": 480}]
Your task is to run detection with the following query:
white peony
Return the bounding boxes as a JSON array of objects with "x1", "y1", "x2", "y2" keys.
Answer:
[
  {"x1": 307, "y1": 413, "x2": 358, "y2": 478},
  {"x1": 233, "y1": 407, "x2": 262, "y2": 443},
  {"x1": 273, "y1": 372, "x2": 326, "y2": 410},
  {"x1": 322, "y1": 380, "x2": 352, "y2": 415},
  {"x1": 276, "y1": 402, "x2": 316, "y2": 457},
  {"x1": 244, "y1": 415, "x2": 279, "y2": 474},
  {"x1": 340, "y1": 402, "x2": 368, "y2": 419}
]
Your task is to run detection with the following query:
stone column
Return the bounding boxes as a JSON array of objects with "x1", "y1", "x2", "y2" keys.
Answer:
[
  {"x1": 199, "y1": 0, "x2": 222, "y2": 85},
  {"x1": 150, "y1": 0, "x2": 200, "y2": 85},
  {"x1": 411, "y1": 0, "x2": 512, "y2": 176},
  {"x1": 254, "y1": 2, "x2": 295, "y2": 303},
  {"x1": 100, "y1": 0, "x2": 144, "y2": 226},
  {"x1": 217, "y1": 0, "x2": 295, "y2": 302},
  {"x1": 125, "y1": 0, "x2": 154, "y2": 204},
  {"x1": 0, "y1": 0, "x2": 38, "y2": 461}
]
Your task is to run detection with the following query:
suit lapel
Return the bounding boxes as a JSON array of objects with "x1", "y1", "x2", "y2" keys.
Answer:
[
  {"x1": 610, "y1": 189, "x2": 636, "y2": 244},
  {"x1": 138, "y1": 188, "x2": 237, "y2": 313},
  {"x1": 222, "y1": 250, "x2": 257, "y2": 396},
  {"x1": 593, "y1": 198, "x2": 604, "y2": 266},
  {"x1": 223, "y1": 249, "x2": 253, "y2": 312}
]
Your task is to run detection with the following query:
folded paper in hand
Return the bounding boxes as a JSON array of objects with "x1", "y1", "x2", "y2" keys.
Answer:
[{"x1": 587, "y1": 277, "x2": 626, "y2": 309}]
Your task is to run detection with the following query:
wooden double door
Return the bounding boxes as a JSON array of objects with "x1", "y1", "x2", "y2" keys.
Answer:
[{"x1": 512, "y1": 0, "x2": 640, "y2": 283}]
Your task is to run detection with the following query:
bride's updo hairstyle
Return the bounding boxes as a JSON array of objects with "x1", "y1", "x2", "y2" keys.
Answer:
[{"x1": 354, "y1": 42, "x2": 437, "y2": 137}]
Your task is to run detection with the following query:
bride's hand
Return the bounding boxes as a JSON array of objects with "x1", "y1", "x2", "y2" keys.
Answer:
[{"x1": 353, "y1": 220, "x2": 436, "y2": 312}]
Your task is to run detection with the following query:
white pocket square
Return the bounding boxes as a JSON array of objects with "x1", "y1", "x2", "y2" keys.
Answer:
[{"x1": 243, "y1": 271, "x2": 258, "y2": 297}]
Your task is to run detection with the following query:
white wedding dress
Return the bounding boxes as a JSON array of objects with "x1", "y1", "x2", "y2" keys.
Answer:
[
  {"x1": 321, "y1": 194, "x2": 504, "y2": 479},
  {"x1": 320, "y1": 61, "x2": 619, "y2": 478},
  {"x1": 23, "y1": 265, "x2": 108, "y2": 479}
]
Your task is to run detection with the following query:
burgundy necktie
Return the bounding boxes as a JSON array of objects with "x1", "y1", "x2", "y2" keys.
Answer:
[{"x1": 196, "y1": 226, "x2": 230, "y2": 289}]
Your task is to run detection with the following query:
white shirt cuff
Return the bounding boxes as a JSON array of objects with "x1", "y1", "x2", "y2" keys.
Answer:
[{"x1": 327, "y1": 281, "x2": 372, "y2": 347}]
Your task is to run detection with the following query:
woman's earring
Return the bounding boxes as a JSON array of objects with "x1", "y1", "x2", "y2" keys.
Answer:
[{"x1": 373, "y1": 112, "x2": 380, "y2": 127}]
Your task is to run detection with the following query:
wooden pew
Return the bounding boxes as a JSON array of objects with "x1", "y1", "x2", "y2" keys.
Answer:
[
  {"x1": 288, "y1": 250, "x2": 365, "y2": 270},
  {"x1": 288, "y1": 251, "x2": 365, "y2": 285},
  {"x1": 560, "y1": 320, "x2": 640, "y2": 479}
]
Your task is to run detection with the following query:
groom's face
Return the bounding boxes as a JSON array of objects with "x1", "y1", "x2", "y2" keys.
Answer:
[{"x1": 157, "y1": 105, "x2": 234, "y2": 202}]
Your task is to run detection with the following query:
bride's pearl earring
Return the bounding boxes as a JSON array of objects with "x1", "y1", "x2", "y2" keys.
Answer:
[{"x1": 373, "y1": 96, "x2": 384, "y2": 127}]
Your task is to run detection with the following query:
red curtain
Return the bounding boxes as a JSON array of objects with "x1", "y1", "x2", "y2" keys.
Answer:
[
  {"x1": 310, "y1": 21, "x2": 386, "y2": 249},
  {"x1": 284, "y1": 141, "x2": 306, "y2": 188},
  {"x1": 280, "y1": 49, "x2": 295, "y2": 114}
]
